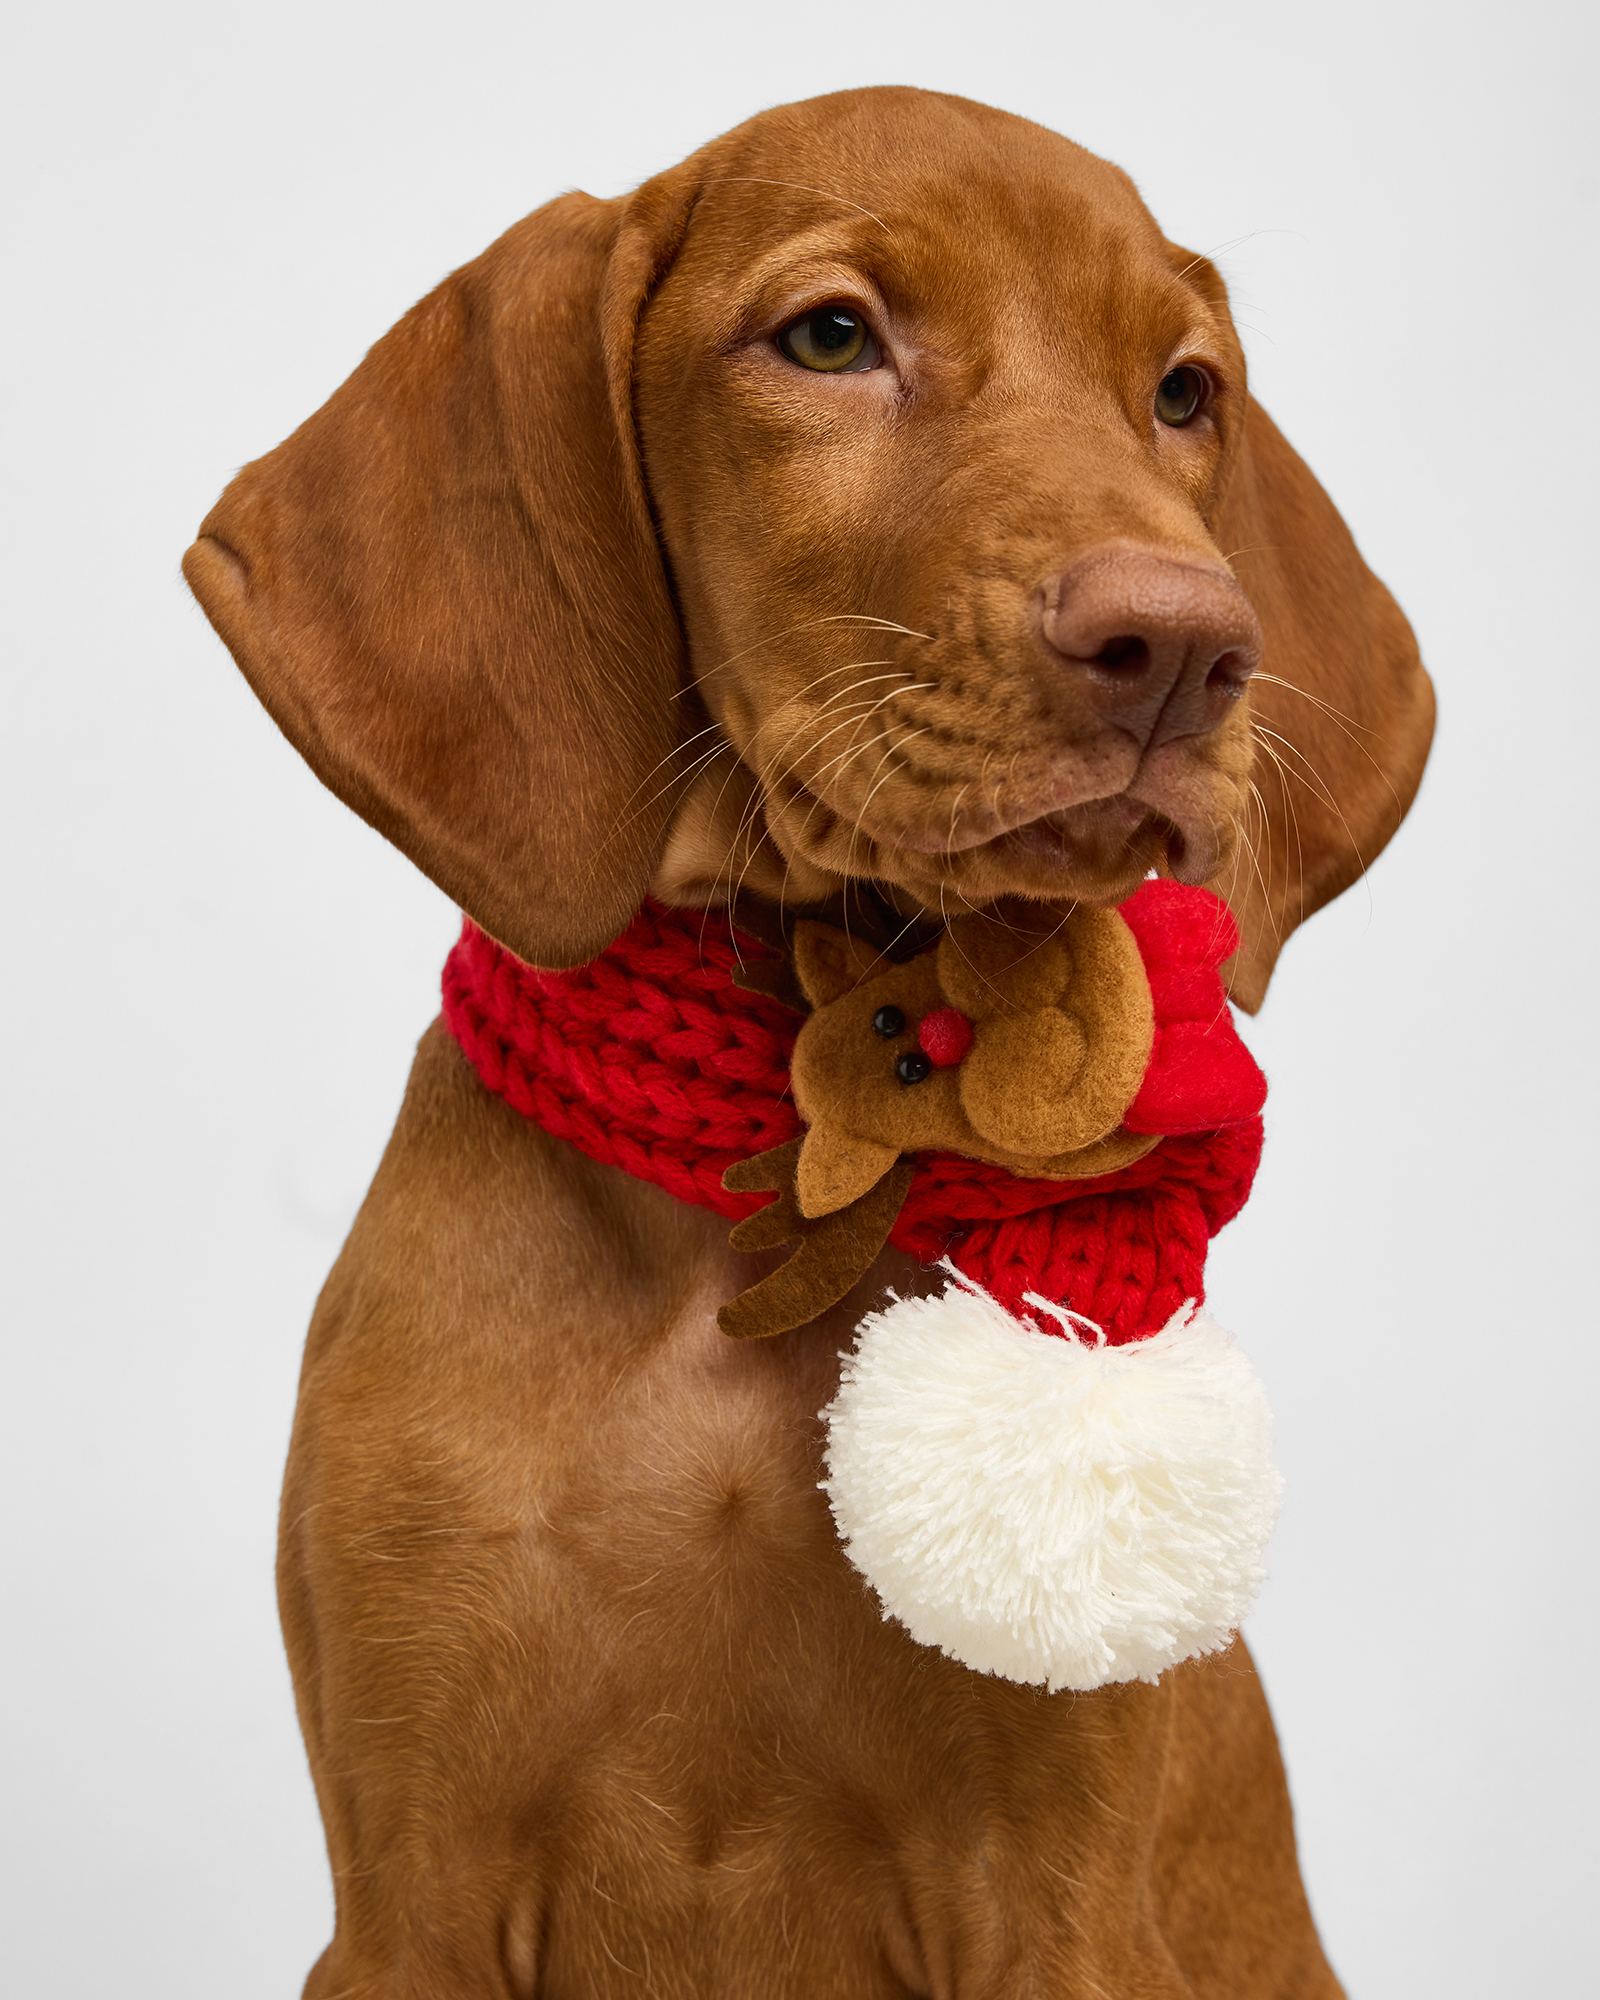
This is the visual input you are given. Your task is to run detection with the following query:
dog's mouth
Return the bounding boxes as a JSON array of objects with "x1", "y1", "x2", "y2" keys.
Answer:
[
  {"x1": 654, "y1": 685, "x2": 1250, "y2": 919},
  {"x1": 746, "y1": 650, "x2": 1251, "y2": 910},
  {"x1": 764, "y1": 765, "x2": 1220, "y2": 911},
  {"x1": 885, "y1": 801, "x2": 1196, "y2": 907},
  {"x1": 997, "y1": 799, "x2": 1185, "y2": 874},
  {"x1": 892, "y1": 786, "x2": 1154, "y2": 860}
]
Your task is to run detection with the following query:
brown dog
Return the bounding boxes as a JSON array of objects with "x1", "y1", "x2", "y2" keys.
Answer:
[{"x1": 185, "y1": 87, "x2": 1433, "y2": 1999}]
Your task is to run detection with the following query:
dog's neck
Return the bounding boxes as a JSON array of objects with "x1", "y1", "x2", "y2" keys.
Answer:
[{"x1": 440, "y1": 891, "x2": 1265, "y2": 1344}]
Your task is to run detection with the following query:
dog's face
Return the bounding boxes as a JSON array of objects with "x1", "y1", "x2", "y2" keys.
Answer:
[
  {"x1": 183, "y1": 88, "x2": 1433, "y2": 1003},
  {"x1": 637, "y1": 100, "x2": 1258, "y2": 914}
]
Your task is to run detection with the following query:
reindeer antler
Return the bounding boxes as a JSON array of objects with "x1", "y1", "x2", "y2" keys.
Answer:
[{"x1": 718, "y1": 1140, "x2": 916, "y2": 1340}]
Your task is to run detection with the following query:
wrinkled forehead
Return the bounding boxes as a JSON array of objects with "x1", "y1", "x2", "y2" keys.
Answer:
[{"x1": 659, "y1": 96, "x2": 1207, "y2": 355}]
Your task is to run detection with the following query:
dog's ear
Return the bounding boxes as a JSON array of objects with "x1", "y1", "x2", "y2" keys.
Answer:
[
  {"x1": 1208, "y1": 397, "x2": 1436, "y2": 1009},
  {"x1": 183, "y1": 186, "x2": 696, "y2": 968}
]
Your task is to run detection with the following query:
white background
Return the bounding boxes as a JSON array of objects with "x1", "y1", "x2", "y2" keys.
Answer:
[{"x1": 4, "y1": 1, "x2": 1596, "y2": 1993}]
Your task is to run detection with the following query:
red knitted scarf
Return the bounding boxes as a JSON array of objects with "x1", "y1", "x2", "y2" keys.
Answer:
[{"x1": 441, "y1": 887, "x2": 1265, "y2": 1344}]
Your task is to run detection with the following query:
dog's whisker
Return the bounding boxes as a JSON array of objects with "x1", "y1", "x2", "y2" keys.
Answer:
[
  {"x1": 729, "y1": 677, "x2": 920, "y2": 853},
  {"x1": 1254, "y1": 731, "x2": 1333, "y2": 932},
  {"x1": 811, "y1": 722, "x2": 894, "y2": 895},
  {"x1": 1253, "y1": 672, "x2": 1407, "y2": 825},
  {"x1": 741, "y1": 666, "x2": 912, "y2": 784},
  {"x1": 1241, "y1": 776, "x2": 1280, "y2": 910},
  {"x1": 1254, "y1": 757, "x2": 1306, "y2": 933},
  {"x1": 1252, "y1": 670, "x2": 1369, "y2": 729},
  {"x1": 1267, "y1": 738, "x2": 1308, "y2": 932},
  {"x1": 853, "y1": 726, "x2": 934, "y2": 843},
  {"x1": 619, "y1": 715, "x2": 728, "y2": 793},
  {"x1": 1255, "y1": 723, "x2": 1365, "y2": 857},
  {"x1": 678, "y1": 616, "x2": 868, "y2": 697},
  {"x1": 740, "y1": 681, "x2": 939, "y2": 890},
  {"x1": 712, "y1": 728, "x2": 882, "y2": 913},
  {"x1": 682, "y1": 612, "x2": 930, "y2": 700},
  {"x1": 1234, "y1": 781, "x2": 1285, "y2": 945},
  {"x1": 641, "y1": 662, "x2": 932, "y2": 917},
  {"x1": 941, "y1": 779, "x2": 973, "y2": 857},
  {"x1": 788, "y1": 683, "x2": 940, "y2": 797},
  {"x1": 581, "y1": 739, "x2": 739, "y2": 910},
  {"x1": 594, "y1": 740, "x2": 732, "y2": 870},
  {"x1": 713, "y1": 675, "x2": 931, "y2": 916},
  {"x1": 798, "y1": 725, "x2": 892, "y2": 861},
  {"x1": 583, "y1": 735, "x2": 737, "y2": 890}
]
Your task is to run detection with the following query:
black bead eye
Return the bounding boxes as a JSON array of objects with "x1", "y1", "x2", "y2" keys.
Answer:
[
  {"x1": 895, "y1": 1050, "x2": 932, "y2": 1085},
  {"x1": 872, "y1": 1005, "x2": 906, "y2": 1038},
  {"x1": 778, "y1": 306, "x2": 878, "y2": 373},
  {"x1": 1155, "y1": 365, "x2": 1208, "y2": 427}
]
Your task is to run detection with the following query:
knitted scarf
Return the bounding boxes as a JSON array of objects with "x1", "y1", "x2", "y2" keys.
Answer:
[{"x1": 440, "y1": 889, "x2": 1264, "y2": 1344}]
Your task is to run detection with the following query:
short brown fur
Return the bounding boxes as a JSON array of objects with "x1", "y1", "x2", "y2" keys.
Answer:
[{"x1": 185, "y1": 86, "x2": 1433, "y2": 1997}]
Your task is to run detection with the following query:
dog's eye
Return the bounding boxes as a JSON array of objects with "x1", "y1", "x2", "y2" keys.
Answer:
[
  {"x1": 1155, "y1": 366, "x2": 1209, "y2": 427},
  {"x1": 778, "y1": 306, "x2": 878, "y2": 373}
]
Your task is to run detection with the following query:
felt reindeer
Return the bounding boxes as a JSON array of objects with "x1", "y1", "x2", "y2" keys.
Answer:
[{"x1": 720, "y1": 901, "x2": 1165, "y2": 1340}]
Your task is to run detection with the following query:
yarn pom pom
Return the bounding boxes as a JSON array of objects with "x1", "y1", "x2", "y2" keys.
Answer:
[{"x1": 820, "y1": 1268, "x2": 1281, "y2": 1691}]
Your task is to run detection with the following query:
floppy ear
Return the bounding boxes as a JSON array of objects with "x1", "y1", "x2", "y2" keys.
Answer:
[
  {"x1": 183, "y1": 187, "x2": 695, "y2": 969},
  {"x1": 1208, "y1": 397, "x2": 1436, "y2": 1009}
]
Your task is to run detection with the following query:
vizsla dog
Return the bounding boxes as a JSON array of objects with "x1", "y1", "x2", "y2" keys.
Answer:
[{"x1": 186, "y1": 87, "x2": 1433, "y2": 1999}]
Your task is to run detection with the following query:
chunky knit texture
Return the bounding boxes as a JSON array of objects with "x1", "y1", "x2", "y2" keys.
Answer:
[{"x1": 441, "y1": 885, "x2": 1265, "y2": 1344}]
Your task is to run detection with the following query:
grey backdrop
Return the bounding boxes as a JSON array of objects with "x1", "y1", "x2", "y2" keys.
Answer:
[{"x1": 5, "y1": 1, "x2": 1596, "y2": 1993}]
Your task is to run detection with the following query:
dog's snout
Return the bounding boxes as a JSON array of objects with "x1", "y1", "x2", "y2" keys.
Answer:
[{"x1": 1036, "y1": 550, "x2": 1262, "y2": 749}]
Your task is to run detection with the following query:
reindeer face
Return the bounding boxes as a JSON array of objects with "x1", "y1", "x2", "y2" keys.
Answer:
[{"x1": 789, "y1": 904, "x2": 1159, "y2": 1219}]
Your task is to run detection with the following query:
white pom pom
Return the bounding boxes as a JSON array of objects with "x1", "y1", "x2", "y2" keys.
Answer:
[{"x1": 820, "y1": 1266, "x2": 1281, "y2": 1691}]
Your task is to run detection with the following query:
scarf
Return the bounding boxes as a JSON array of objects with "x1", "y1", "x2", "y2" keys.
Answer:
[{"x1": 440, "y1": 884, "x2": 1265, "y2": 1343}]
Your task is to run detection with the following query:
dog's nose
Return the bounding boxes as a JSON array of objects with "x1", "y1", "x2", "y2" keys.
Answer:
[{"x1": 1036, "y1": 550, "x2": 1262, "y2": 748}]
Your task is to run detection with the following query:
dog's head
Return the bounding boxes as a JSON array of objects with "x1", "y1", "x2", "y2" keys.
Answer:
[{"x1": 184, "y1": 87, "x2": 1433, "y2": 1006}]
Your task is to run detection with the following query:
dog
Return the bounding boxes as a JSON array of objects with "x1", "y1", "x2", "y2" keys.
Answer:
[{"x1": 185, "y1": 85, "x2": 1434, "y2": 1999}]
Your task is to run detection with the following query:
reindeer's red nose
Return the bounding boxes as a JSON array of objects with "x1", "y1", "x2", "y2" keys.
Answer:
[{"x1": 919, "y1": 1008, "x2": 974, "y2": 1067}]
